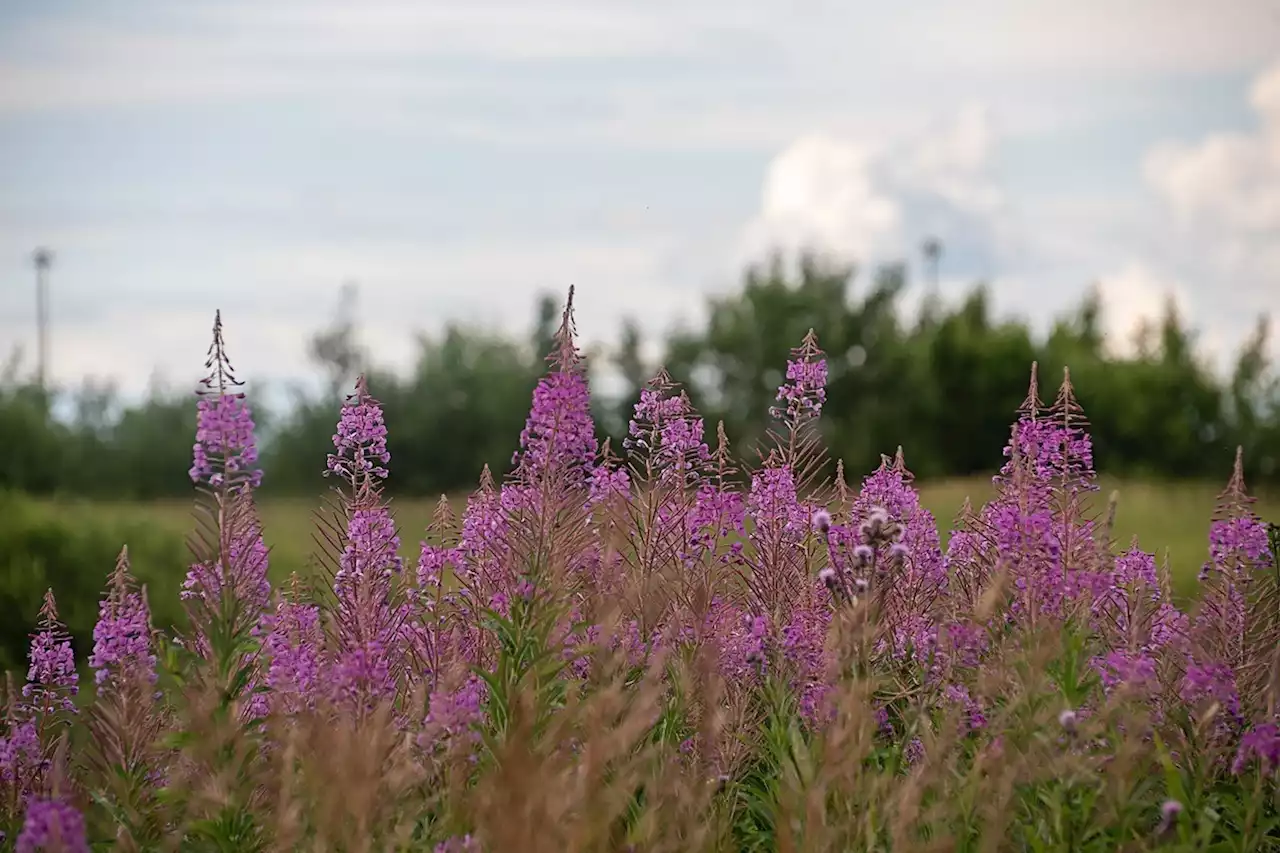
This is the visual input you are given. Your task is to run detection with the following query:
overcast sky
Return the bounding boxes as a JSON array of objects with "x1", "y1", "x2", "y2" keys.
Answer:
[{"x1": 2, "y1": 0, "x2": 1279, "y2": 405}]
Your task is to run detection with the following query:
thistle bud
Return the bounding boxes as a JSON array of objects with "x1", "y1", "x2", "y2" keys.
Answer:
[
  {"x1": 853, "y1": 544, "x2": 874, "y2": 569},
  {"x1": 812, "y1": 509, "x2": 832, "y2": 534},
  {"x1": 886, "y1": 542, "x2": 909, "y2": 570},
  {"x1": 1156, "y1": 799, "x2": 1182, "y2": 838},
  {"x1": 1058, "y1": 708, "x2": 1077, "y2": 735}
]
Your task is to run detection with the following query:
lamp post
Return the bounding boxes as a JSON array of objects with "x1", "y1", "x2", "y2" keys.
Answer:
[
  {"x1": 33, "y1": 247, "x2": 53, "y2": 391},
  {"x1": 922, "y1": 237, "x2": 942, "y2": 297}
]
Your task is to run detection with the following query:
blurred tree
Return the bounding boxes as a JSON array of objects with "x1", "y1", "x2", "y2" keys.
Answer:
[
  {"x1": 2, "y1": 255, "x2": 1278, "y2": 499},
  {"x1": 308, "y1": 281, "x2": 365, "y2": 404},
  {"x1": 663, "y1": 251, "x2": 913, "y2": 475}
]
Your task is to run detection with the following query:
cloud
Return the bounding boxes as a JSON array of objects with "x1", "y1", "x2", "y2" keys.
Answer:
[
  {"x1": 1140, "y1": 58, "x2": 1280, "y2": 364},
  {"x1": 740, "y1": 136, "x2": 902, "y2": 264},
  {"x1": 737, "y1": 106, "x2": 1006, "y2": 275},
  {"x1": 737, "y1": 58, "x2": 1280, "y2": 373},
  {"x1": 1094, "y1": 262, "x2": 1192, "y2": 358},
  {"x1": 4, "y1": 0, "x2": 1280, "y2": 404},
  {"x1": 4, "y1": 0, "x2": 1277, "y2": 151},
  {"x1": 1145, "y1": 60, "x2": 1280, "y2": 235}
]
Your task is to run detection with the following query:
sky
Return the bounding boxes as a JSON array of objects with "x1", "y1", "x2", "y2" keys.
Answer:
[{"x1": 1, "y1": 0, "x2": 1279, "y2": 407}]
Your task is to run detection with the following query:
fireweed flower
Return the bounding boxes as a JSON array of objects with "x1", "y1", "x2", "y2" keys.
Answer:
[
  {"x1": 1092, "y1": 649, "x2": 1158, "y2": 693},
  {"x1": 687, "y1": 483, "x2": 746, "y2": 566},
  {"x1": 1092, "y1": 544, "x2": 1187, "y2": 654},
  {"x1": 943, "y1": 683, "x2": 988, "y2": 732},
  {"x1": 747, "y1": 465, "x2": 808, "y2": 542},
  {"x1": 189, "y1": 312, "x2": 262, "y2": 491},
  {"x1": 180, "y1": 525, "x2": 271, "y2": 612},
  {"x1": 514, "y1": 369, "x2": 596, "y2": 482},
  {"x1": 782, "y1": 595, "x2": 832, "y2": 724},
  {"x1": 1180, "y1": 661, "x2": 1242, "y2": 732},
  {"x1": 89, "y1": 550, "x2": 156, "y2": 689},
  {"x1": 1197, "y1": 508, "x2": 1274, "y2": 661},
  {"x1": 260, "y1": 592, "x2": 325, "y2": 717},
  {"x1": 956, "y1": 367, "x2": 1100, "y2": 623},
  {"x1": 180, "y1": 515, "x2": 273, "y2": 657},
  {"x1": 183, "y1": 319, "x2": 274, "y2": 663},
  {"x1": 455, "y1": 468, "x2": 509, "y2": 603},
  {"x1": 1231, "y1": 723, "x2": 1280, "y2": 776},
  {"x1": 942, "y1": 621, "x2": 989, "y2": 670},
  {"x1": 416, "y1": 543, "x2": 460, "y2": 602},
  {"x1": 331, "y1": 502, "x2": 407, "y2": 706},
  {"x1": 708, "y1": 606, "x2": 772, "y2": 682},
  {"x1": 769, "y1": 331, "x2": 827, "y2": 424},
  {"x1": 420, "y1": 676, "x2": 486, "y2": 753},
  {"x1": 746, "y1": 463, "x2": 812, "y2": 617},
  {"x1": 189, "y1": 394, "x2": 262, "y2": 489},
  {"x1": 0, "y1": 721, "x2": 41, "y2": 803},
  {"x1": 839, "y1": 453, "x2": 947, "y2": 659},
  {"x1": 588, "y1": 460, "x2": 631, "y2": 510},
  {"x1": 15, "y1": 798, "x2": 89, "y2": 853},
  {"x1": 514, "y1": 286, "x2": 596, "y2": 485},
  {"x1": 903, "y1": 737, "x2": 925, "y2": 766},
  {"x1": 625, "y1": 380, "x2": 712, "y2": 485},
  {"x1": 326, "y1": 375, "x2": 391, "y2": 485},
  {"x1": 22, "y1": 591, "x2": 78, "y2": 722},
  {"x1": 331, "y1": 643, "x2": 395, "y2": 714},
  {"x1": 434, "y1": 834, "x2": 480, "y2": 853}
]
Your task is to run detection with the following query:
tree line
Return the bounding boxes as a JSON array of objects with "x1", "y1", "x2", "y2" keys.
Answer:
[{"x1": 2, "y1": 253, "x2": 1277, "y2": 501}]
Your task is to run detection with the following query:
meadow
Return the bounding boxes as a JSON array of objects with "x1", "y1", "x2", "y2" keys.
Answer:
[
  {"x1": 41, "y1": 475, "x2": 1279, "y2": 602},
  {"x1": 3, "y1": 300, "x2": 1280, "y2": 852}
]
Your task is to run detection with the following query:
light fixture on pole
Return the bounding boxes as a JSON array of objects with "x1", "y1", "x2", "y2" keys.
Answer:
[{"x1": 33, "y1": 247, "x2": 53, "y2": 391}]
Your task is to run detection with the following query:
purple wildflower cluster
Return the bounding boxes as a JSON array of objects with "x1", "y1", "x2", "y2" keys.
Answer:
[
  {"x1": 3, "y1": 295, "x2": 1279, "y2": 849},
  {"x1": 88, "y1": 548, "x2": 157, "y2": 689},
  {"x1": 14, "y1": 798, "x2": 89, "y2": 853}
]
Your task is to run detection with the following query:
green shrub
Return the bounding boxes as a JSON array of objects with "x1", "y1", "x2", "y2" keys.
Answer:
[{"x1": 0, "y1": 490, "x2": 188, "y2": 674}]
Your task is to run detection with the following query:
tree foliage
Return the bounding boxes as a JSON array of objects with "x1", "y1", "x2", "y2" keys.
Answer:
[{"x1": 1, "y1": 254, "x2": 1277, "y2": 500}]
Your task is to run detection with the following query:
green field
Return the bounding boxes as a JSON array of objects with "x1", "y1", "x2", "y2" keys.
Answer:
[{"x1": 38, "y1": 476, "x2": 1279, "y2": 603}]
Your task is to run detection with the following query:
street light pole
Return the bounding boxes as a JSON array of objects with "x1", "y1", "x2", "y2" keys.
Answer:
[
  {"x1": 33, "y1": 247, "x2": 53, "y2": 391},
  {"x1": 922, "y1": 236, "x2": 942, "y2": 297}
]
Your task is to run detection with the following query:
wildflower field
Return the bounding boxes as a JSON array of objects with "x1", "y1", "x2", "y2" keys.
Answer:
[
  {"x1": 46, "y1": 477, "x2": 1275, "y2": 603},
  {"x1": 3, "y1": 290, "x2": 1280, "y2": 852}
]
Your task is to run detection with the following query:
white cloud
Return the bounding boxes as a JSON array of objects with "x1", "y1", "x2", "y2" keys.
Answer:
[
  {"x1": 1094, "y1": 262, "x2": 1192, "y2": 358},
  {"x1": 1145, "y1": 61, "x2": 1280, "y2": 235},
  {"x1": 737, "y1": 107, "x2": 1005, "y2": 269},
  {"x1": 1140, "y1": 58, "x2": 1280, "y2": 365},
  {"x1": 4, "y1": 0, "x2": 1277, "y2": 149},
  {"x1": 740, "y1": 135, "x2": 902, "y2": 264},
  {"x1": 5, "y1": 0, "x2": 1280, "y2": 403}
]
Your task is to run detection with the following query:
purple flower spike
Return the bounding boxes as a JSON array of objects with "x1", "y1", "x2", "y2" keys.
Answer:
[
  {"x1": 771, "y1": 330, "x2": 828, "y2": 422},
  {"x1": 190, "y1": 395, "x2": 262, "y2": 488},
  {"x1": 513, "y1": 287, "x2": 597, "y2": 483},
  {"x1": 89, "y1": 548, "x2": 157, "y2": 689},
  {"x1": 1232, "y1": 723, "x2": 1280, "y2": 776},
  {"x1": 261, "y1": 581, "x2": 325, "y2": 716},
  {"x1": 515, "y1": 369, "x2": 596, "y2": 477},
  {"x1": 22, "y1": 590, "x2": 78, "y2": 720},
  {"x1": 327, "y1": 375, "x2": 391, "y2": 484},
  {"x1": 435, "y1": 835, "x2": 480, "y2": 853},
  {"x1": 16, "y1": 798, "x2": 90, "y2": 853},
  {"x1": 189, "y1": 311, "x2": 262, "y2": 490}
]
